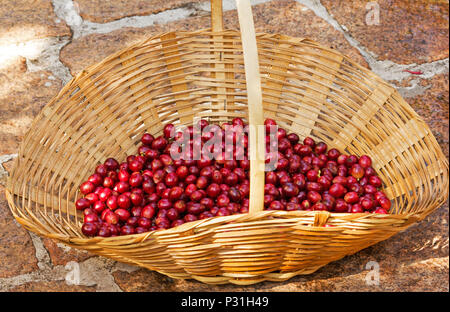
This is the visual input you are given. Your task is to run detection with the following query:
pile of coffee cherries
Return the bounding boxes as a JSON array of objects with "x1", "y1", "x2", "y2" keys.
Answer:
[{"x1": 76, "y1": 118, "x2": 391, "y2": 237}]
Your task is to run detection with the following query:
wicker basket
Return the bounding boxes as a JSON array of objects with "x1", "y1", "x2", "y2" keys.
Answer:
[{"x1": 5, "y1": 0, "x2": 449, "y2": 285}]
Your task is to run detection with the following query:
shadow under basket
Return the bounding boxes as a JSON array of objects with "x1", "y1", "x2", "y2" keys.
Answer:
[{"x1": 5, "y1": 0, "x2": 449, "y2": 285}]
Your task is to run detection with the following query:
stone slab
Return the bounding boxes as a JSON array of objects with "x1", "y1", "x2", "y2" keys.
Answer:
[
  {"x1": 0, "y1": 0, "x2": 71, "y2": 45},
  {"x1": 74, "y1": 0, "x2": 204, "y2": 23},
  {"x1": 321, "y1": 0, "x2": 449, "y2": 64},
  {"x1": 60, "y1": 0, "x2": 369, "y2": 75},
  {"x1": 0, "y1": 57, "x2": 62, "y2": 155},
  {"x1": 0, "y1": 186, "x2": 39, "y2": 278}
]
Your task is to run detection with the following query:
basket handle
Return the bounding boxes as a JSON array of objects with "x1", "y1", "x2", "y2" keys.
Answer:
[
  {"x1": 211, "y1": 0, "x2": 224, "y2": 32},
  {"x1": 211, "y1": 0, "x2": 265, "y2": 214}
]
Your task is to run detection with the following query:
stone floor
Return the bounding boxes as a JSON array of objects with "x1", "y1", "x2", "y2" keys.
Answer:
[{"x1": 0, "y1": 0, "x2": 448, "y2": 292}]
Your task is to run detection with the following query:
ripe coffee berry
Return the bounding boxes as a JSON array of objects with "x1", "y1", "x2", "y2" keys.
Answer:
[
  {"x1": 141, "y1": 205, "x2": 156, "y2": 219},
  {"x1": 81, "y1": 223, "x2": 98, "y2": 236},
  {"x1": 378, "y1": 197, "x2": 392, "y2": 210},
  {"x1": 76, "y1": 198, "x2": 91, "y2": 210},
  {"x1": 344, "y1": 192, "x2": 359, "y2": 204},
  {"x1": 369, "y1": 175, "x2": 383, "y2": 188},
  {"x1": 80, "y1": 181, "x2": 95, "y2": 195},
  {"x1": 206, "y1": 183, "x2": 221, "y2": 198},
  {"x1": 104, "y1": 158, "x2": 119, "y2": 171},
  {"x1": 359, "y1": 155, "x2": 372, "y2": 168}
]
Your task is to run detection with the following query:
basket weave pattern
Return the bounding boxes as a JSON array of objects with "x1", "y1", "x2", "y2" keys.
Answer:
[{"x1": 5, "y1": 0, "x2": 449, "y2": 285}]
